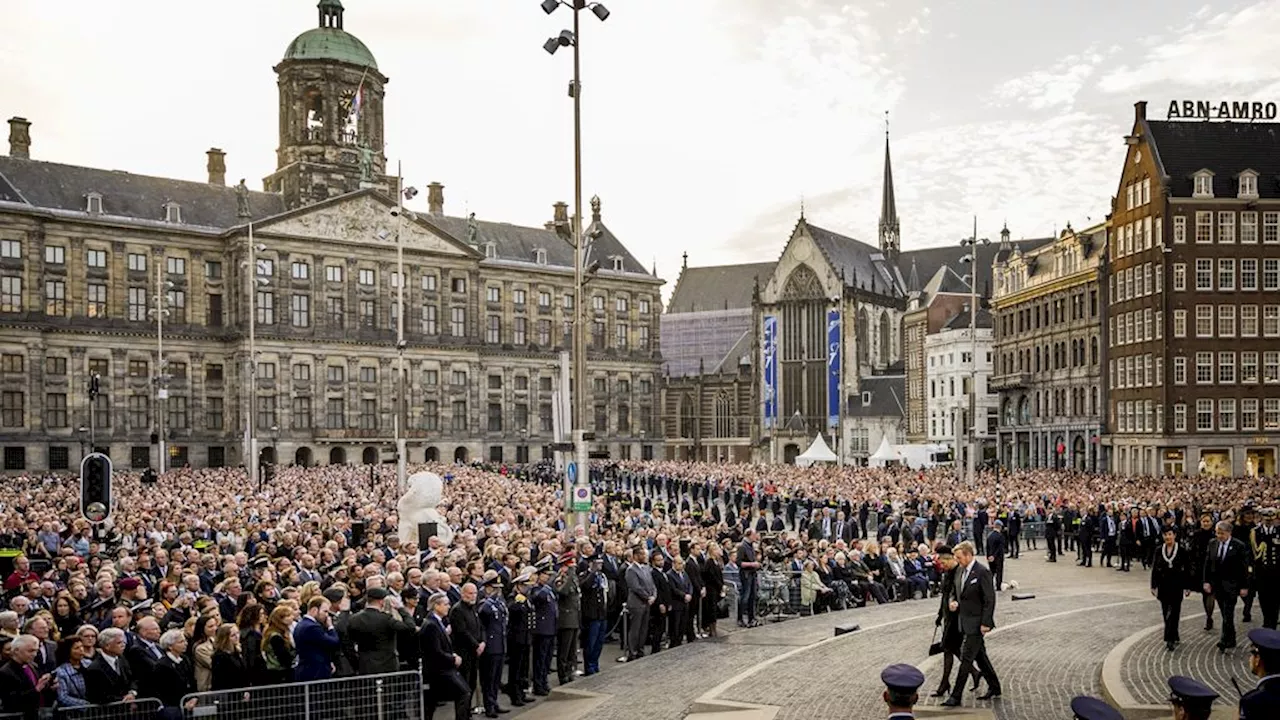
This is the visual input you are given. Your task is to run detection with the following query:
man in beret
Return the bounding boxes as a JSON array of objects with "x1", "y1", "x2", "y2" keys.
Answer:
[
  {"x1": 879, "y1": 663, "x2": 923, "y2": 719},
  {"x1": 1240, "y1": 628, "x2": 1280, "y2": 719},
  {"x1": 346, "y1": 587, "x2": 413, "y2": 675}
]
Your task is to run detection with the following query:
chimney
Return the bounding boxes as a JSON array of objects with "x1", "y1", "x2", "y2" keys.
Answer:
[
  {"x1": 8, "y1": 117, "x2": 31, "y2": 159},
  {"x1": 427, "y1": 182, "x2": 444, "y2": 215},
  {"x1": 1134, "y1": 101, "x2": 1147, "y2": 123},
  {"x1": 206, "y1": 148, "x2": 226, "y2": 186},
  {"x1": 553, "y1": 201, "x2": 569, "y2": 226}
]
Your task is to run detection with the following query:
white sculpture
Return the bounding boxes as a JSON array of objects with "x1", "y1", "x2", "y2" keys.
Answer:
[{"x1": 397, "y1": 471, "x2": 453, "y2": 547}]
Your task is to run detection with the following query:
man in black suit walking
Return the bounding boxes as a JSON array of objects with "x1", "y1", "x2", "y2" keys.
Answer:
[
  {"x1": 940, "y1": 542, "x2": 1002, "y2": 707},
  {"x1": 986, "y1": 522, "x2": 1007, "y2": 592},
  {"x1": 420, "y1": 593, "x2": 471, "y2": 720},
  {"x1": 1203, "y1": 520, "x2": 1250, "y2": 651}
]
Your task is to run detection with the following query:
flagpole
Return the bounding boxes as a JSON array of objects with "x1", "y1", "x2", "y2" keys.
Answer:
[{"x1": 395, "y1": 162, "x2": 407, "y2": 494}]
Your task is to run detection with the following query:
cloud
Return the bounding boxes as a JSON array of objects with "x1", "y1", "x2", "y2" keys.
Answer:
[{"x1": 990, "y1": 52, "x2": 1105, "y2": 110}]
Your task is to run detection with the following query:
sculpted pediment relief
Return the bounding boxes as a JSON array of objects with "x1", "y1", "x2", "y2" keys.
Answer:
[{"x1": 259, "y1": 195, "x2": 472, "y2": 257}]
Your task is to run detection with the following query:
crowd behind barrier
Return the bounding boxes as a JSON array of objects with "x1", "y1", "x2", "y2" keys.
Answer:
[{"x1": 0, "y1": 460, "x2": 1275, "y2": 719}]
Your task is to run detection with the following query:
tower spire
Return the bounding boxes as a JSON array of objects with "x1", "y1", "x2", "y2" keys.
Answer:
[{"x1": 878, "y1": 110, "x2": 900, "y2": 261}]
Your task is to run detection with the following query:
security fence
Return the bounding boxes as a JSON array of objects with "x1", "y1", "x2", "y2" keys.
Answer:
[
  {"x1": 181, "y1": 671, "x2": 423, "y2": 720},
  {"x1": 55, "y1": 699, "x2": 163, "y2": 720}
]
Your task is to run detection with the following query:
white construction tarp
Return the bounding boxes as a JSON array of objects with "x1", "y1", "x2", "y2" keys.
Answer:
[{"x1": 795, "y1": 433, "x2": 839, "y2": 466}]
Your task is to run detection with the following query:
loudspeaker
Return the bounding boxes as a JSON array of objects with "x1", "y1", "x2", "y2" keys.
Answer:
[
  {"x1": 351, "y1": 521, "x2": 366, "y2": 547},
  {"x1": 1011, "y1": 593, "x2": 1036, "y2": 601},
  {"x1": 833, "y1": 622, "x2": 860, "y2": 636},
  {"x1": 418, "y1": 522, "x2": 438, "y2": 543}
]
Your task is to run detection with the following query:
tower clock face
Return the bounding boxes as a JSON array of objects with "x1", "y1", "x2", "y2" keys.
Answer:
[{"x1": 340, "y1": 89, "x2": 356, "y2": 117}]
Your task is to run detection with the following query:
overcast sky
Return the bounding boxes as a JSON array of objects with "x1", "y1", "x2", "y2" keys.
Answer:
[{"x1": 4, "y1": 0, "x2": 1274, "y2": 292}]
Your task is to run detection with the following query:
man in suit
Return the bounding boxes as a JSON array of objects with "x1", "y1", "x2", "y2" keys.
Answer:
[
  {"x1": 624, "y1": 547, "x2": 655, "y2": 662},
  {"x1": 945, "y1": 520, "x2": 966, "y2": 549},
  {"x1": 1202, "y1": 520, "x2": 1250, "y2": 651},
  {"x1": 294, "y1": 596, "x2": 340, "y2": 682},
  {"x1": 985, "y1": 522, "x2": 1007, "y2": 592},
  {"x1": 666, "y1": 555, "x2": 693, "y2": 648},
  {"x1": 476, "y1": 572, "x2": 508, "y2": 719},
  {"x1": 124, "y1": 616, "x2": 164, "y2": 699},
  {"x1": 420, "y1": 593, "x2": 470, "y2": 720},
  {"x1": 940, "y1": 542, "x2": 1001, "y2": 707},
  {"x1": 0, "y1": 635, "x2": 54, "y2": 716},
  {"x1": 346, "y1": 587, "x2": 415, "y2": 675},
  {"x1": 84, "y1": 627, "x2": 138, "y2": 705},
  {"x1": 447, "y1": 583, "x2": 483, "y2": 701},
  {"x1": 22, "y1": 617, "x2": 56, "y2": 677},
  {"x1": 1099, "y1": 509, "x2": 1118, "y2": 568}
]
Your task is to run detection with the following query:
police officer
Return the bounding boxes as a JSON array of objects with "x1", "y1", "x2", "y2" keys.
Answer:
[
  {"x1": 1068, "y1": 696, "x2": 1122, "y2": 720},
  {"x1": 1252, "y1": 508, "x2": 1279, "y2": 630},
  {"x1": 879, "y1": 663, "x2": 924, "y2": 720},
  {"x1": 529, "y1": 560, "x2": 558, "y2": 697},
  {"x1": 1166, "y1": 675, "x2": 1217, "y2": 720},
  {"x1": 1241, "y1": 628, "x2": 1280, "y2": 719},
  {"x1": 504, "y1": 569, "x2": 535, "y2": 708},
  {"x1": 476, "y1": 571, "x2": 508, "y2": 718}
]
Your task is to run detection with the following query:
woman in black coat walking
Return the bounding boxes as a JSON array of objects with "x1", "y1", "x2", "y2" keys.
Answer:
[{"x1": 1151, "y1": 525, "x2": 1191, "y2": 651}]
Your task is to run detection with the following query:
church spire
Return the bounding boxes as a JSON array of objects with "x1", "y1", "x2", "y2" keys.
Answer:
[{"x1": 878, "y1": 111, "x2": 900, "y2": 261}]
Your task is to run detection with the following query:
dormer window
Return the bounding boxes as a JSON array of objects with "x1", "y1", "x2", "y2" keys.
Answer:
[
  {"x1": 1193, "y1": 171, "x2": 1214, "y2": 199},
  {"x1": 861, "y1": 391, "x2": 872, "y2": 406},
  {"x1": 612, "y1": 257, "x2": 624, "y2": 272},
  {"x1": 163, "y1": 201, "x2": 182, "y2": 224},
  {"x1": 1239, "y1": 170, "x2": 1259, "y2": 199},
  {"x1": 534, "y1": 248, "x2": 547, "y2": 265},
  {"x1": 85, "y1": 192, "x2": 103, "y2": 214},
  {"x1": 484, "y1": 242, "x2": 496, "y2": 259}
]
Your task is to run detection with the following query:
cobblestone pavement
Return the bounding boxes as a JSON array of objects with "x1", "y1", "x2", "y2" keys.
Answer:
[
  {"x1": 516, "y1": 555, "x2": 1166, "y2": 720},
  {"x1": 1122, "y1": 602, "x2": 1257, "y2": 705}
]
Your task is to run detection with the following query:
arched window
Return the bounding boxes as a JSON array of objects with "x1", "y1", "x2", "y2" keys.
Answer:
[
  {"x1": 714, "y1": 392, "x2": 732, "y2": 438},
  {"x1": 1018, "y1": 396, "x2": 1031, "y2": 425},
  {"x1": 857, "y1": 309, "x2": 869, "y2": 364},
  {"x1": 679, "y1": 394, "x2": 695, "y2": 439},
  {"x1": 878, "y1": 311, "x2": 892, "y2": 365}
]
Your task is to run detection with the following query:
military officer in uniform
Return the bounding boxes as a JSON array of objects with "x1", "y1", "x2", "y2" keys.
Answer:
[
  {"x1": 529, "y1": 561, "x2": 558, "y2": 696},
  {"x1": 1068, "y1": 696, "x2": 1122, "y2": 720},
  {"x1": 879, "y1": 663, "x2": 924, "y2": 720},
  {"x1": 476, "y1": 571, "x2": 508, "y2": 718},
  {"x1": 1252, "y1": 508, "x2": 1279, "y2": 630},
  {"x1": 503, "y1": 569, "x2": 535, "y2": 708},
  {"x1": 1240, "y1": 628, "x2": 1280, "y2": 719},
  {"x1": 1166, "y1": 675, "x2": 1217, "y2": 720}
]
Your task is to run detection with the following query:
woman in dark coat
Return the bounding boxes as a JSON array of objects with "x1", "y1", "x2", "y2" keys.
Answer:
[
  {"x1": 1151, "y1": 526, "x2": 1191, "y2": 651},
  {"x1": 700, "y1": 544, "x2": 725, "y2": 637},
  {"x1": 210, "y1": 624, "x2": 250, "y2": 691}
]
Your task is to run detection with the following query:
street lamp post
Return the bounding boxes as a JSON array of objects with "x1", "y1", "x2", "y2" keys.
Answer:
[
  {"x1": 150, "y1": 263, "x2": 174, "y2": 475},
  {"x1": 541, "y1": 0, "x2": 609, "y2": 537},
  {"x1": 388, "y1": 171, "x2": 418, "y2": 495},
  {"x1": 960, "y1": 218, "x2": 989, "y2": 484},
  {"x1": 244, "y1": 233, "x2": 267, "y2": 488}
]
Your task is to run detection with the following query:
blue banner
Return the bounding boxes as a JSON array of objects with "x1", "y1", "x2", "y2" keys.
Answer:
[
  {"x1": 763, "y1": 315, "x2": 778, "y2": 429},
  {"x1": 827, "y1": 309, "x2": 841, "y2": 429}
]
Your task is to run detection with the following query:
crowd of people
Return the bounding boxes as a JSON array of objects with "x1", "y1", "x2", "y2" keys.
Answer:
[{"x1": 0, "y1": 459, "x2": 1275, "y2": 719}]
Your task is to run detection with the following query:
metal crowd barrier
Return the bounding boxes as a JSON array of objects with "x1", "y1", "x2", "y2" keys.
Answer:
[
  {"x1": 181, "y1": 671, "x2": 423, "y2": 720},
  {"x1": 56, "y1": 699, "x2": 163, "y2": 720}
]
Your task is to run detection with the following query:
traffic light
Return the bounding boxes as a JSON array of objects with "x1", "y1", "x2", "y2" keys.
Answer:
[{"x1": 80, "y1": 452, "x2": 112, "y2": 523}]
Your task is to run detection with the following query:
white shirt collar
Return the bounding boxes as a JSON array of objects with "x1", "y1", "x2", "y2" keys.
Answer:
[{"x1": 102, "y1": 654, "x2": 119, "y2": 672}]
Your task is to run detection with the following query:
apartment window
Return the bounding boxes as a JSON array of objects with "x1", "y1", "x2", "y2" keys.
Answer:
[
  {"x1": 422, "y1": 304, "x2": 438, "y2": 334},
  {"x1": 1243, "y1": 352, "x2": 1259, "y2": 384},
  {"x1": 257, "y1": 259, "x2": 276, "y2": 278},
  {"x1": 1196, "y1": 211, "x2": 1213, "y2": 243},
  {"x1": 1218, "y1": 212, "x2": 1236, "y2": 243},
  {"x1": 46, "y1": 280, "x2": 67, "y2": 317},
  {"x1": 258, "y1": 362, "x2": 276, "y2": 380},
  {"x1": 360, "y1": 366, "x2": 377, "y2": 383},
  {"x1": 615, "y1": 323, "x2": 629, "y2": 350},
  {"x1": 46, "y1": 357, "x2": 66, "y2": 376},
  {"x1": 127, "y1": 394, "x2": 148, "y2": 429},
  {"x1": 538, "y1": 291, "x2": 551, "y2": 308},
  {"x1": 1268, "y1": 399, "x2": 1280, "y2": 431},
  {"x1": 1266, "y1": 306, "x2": 1280, "y2": 337},
  {"x1": 325, "y1": 265, "x2": 343, "y2": 283},
  {"x1": 1266, "y1": 212, "x2": 1280, "y2": 243},
  {"x1": 451, "y1": 401, "x2": 467, "y2": 432},
  {"x1": 1243, "y1": 398, "x2": 1260, "y2": 431},
  {"x1": 326, "y1": 398, "x2": 345, "y2": 429},
  {"x1": 1172, "y1": 356, "x2": 1186, "y2": 385},
  {"x1": 359, "y1": 300, "x2": 376, "y2": 327},
  {"x1": 1, "y1": 391, "x2": 24, "y2": 427},
  {"x1": 451, "y1": 277, "x2": 467, "y2": 293},
  {"x1": 167, "y1": 290, "x2": 186, "y2": 324},
  {"x1": 1244, "y1": 305, "x2": 1261, "y2": 337},
  {"x1": 206, "y1": 397, "x2": 223, "y2": 431},
  {"x1": 422, "y1": 274, "x2": 437, "y2": 291},
  {"x1": 639, "y1": 378, "x2": 652, "y2": 395},
  {"x1": 487, "y1": 403, "x2": 502, "y2": 432},
  {"x1": 166, "y1": 257, "x2": 185, "y2": 275},
  {"x1": 85, "y1": 249, "x2": 107, "y2": 268},
  {"x1": 357, "y1": 268, "x2": 375, "y2": 286},
  {"x1": 486, "y1": 286, "x2": 500, "y2": 303},
  {"x1": 389, "y1": 272, "x2": 401, "y2": 289},
  {"x1": 593, "y1": 378, "x2": 607, "y2": 394},
  {"x1": 88, "y1": 358, "x2": 109, "y2": 377},
  {"x1": 1173, "y1": 216, "x2": 1186, "y2": 244},
  {"x1": 1219, "y1": 398, "x2": 1237, "y2": 431},
  {"x1": 592, "y1": 295, "x2": 605, "y2": 311},
  {"x1": 539, "y1": 403, "x2": 553, "y2": 432},
  {"x1": 205, "y1": 260, "x2": 221, "y2": 279},
  {"x1": 421, "y1": 400, "x2": 439, "y2": 431},
  {"x1": 1242, "y1": 211, "x2": 1259, "y2": 243},
  {"x1": 1196, "y1": 399, "x2": 1214, "y2": 431},
  {"x1": 291, "y1": 261, "x2": 309, "y2": 280},
  {"x1": 1219, "y1": 351, "x2": 1236, "y2": 384},
  {"x1": 450, "y1": 307, "x2": 466, "y2": 337},
  {"x1": 293, "y1": 363, "x2": 311, "y2": 382},
  {"x1": 291, "y1": 294, "x2": 310, "y2": 327},
  {"x1": 44, "y1": 393, "x2": 67, "y2": 428},
  {"x1": 639, "y1": 298, "x2": 651, "y2": 314},
  {"x1": 1242, "y1": 259, "x2": 1258, "y2": 291},
  {"x1": 326, "y1": 297, "x2": 344, "y2": 328},
  {"x1": 86, "y1": 284, "x2": 107, "y2": 318},
  {"x1": 359, "y1": 399, "x2": 377, "y2": 430},
  {"x1": 594, "y1": 405, "x2": 608, "y2": 432},
  {"x1": 451, "y1": 369, "x2": 468, "y2": 386},
  {"x1": 486, "y1": 315, "x2": 501, "y2": 344},
  {"x1": 1241, "y1": 174, "x2": 1259, "y2": 197},
  {"x1": 207, "y1": 293, "x2": 222, "y2": 326},
  {"x1": 424, "y1": 369, "x2": 438, "y2": 386},
  {"x1": 256, "y1": 291, "x2": 275, "y2": 324},
  {"x1": 1264, "y1": 259, "x2": 1279, "y2": 291},
  {"x1": 1173, "y1": 310, "x2": 1187, "y2": 338},
  {"x1": 1196, "y1": 352, "x2": 1214, "y2": 384},
  {"x1": 563, "y1": 293, "x2": 574, "y2": 310},
  {"x1": 514, "y1": 375, "x2": 529, "y2": 391},
  {"x1": 592, "y1": 321, "x2": 605, "y2": 349},
  {"x1": 1172, "y1": 263, "x2": 1186, "y2": 291},
  {"x1": 639, "y1": 325, "x2": 651, "y2": 349},
  {"x1": 1219, "y1": 259, "x2": 1235, "y2": 291},
  {"x1": 128, "y1": 359, "x2": 149, "y2": 378},
  {"x1": 1194, "y1": 174, "x2": 1214, "y2": 197},
  {"x1": 1173, "y1": 403, "x2": 1187, "y2": 432},
  {"x1": 168, "y1": 396, "x2": 189, "y2": 430},
  {"x1": 126, "y1": 253, "x2": 146, "y2": 272},
  {"x1": 1219, "y1": 305, "x2": 1235, "y2": 337},
  {"x1": 1195, "y1": 259, "x2": 1213, "y2": 291},
  {"x1": 45, "y1": 246, "x2": 66, "y2": 265},
  {"x1": 537, "y1": 319, "x2": 551, "y2": 346},
  {"x1": 513, "y1": 289, "x2": 526, "y2": 306},
  {"x1": 513, "y1": 317, "x2": 527, "y2": 345},
  {"x1": 291, "y1": 396, "x2": 312, "y2": 429},
  {"x1": 0, "y1": 239, "x2": 19, "y2": 259},
  {"x1": 615, "y1": 296, "x2": 629, "y2": 313},
  {"x1": 1267, "y1": 352, "x2": 1280, "y2": 383},
  {"x1": 1195, "y1": 305, "x2": 1213, "y2": 337}
]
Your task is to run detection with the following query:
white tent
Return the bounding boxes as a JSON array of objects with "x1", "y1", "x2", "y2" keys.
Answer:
[
  {"x1": 795, "y1": 433, "x2": 839, "y2": 467},
  {"x1": 868, "y1": 436, "x2": 900, "y2": 467}
]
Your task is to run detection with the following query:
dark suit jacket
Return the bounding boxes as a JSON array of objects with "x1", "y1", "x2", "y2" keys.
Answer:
[
  {"x1": 1203, "y1": 537, "x2": 1250, "y2": 594},
  {"x1": 418, "y1": 615, "x2": 456, "y2": 677},
  {"x1": 124, "y1": 640, "x2": 164, "y2": 700},
  {"x1": 0, "y1": 660, "x2": 45, "y2": 716},
  {"x1": 294, "y1": 616, "x2": 341, "y2": 682},
  {"x1": 210, "y1": 651, "x2": 250, "y2": 692},
  {"x1": 1151, "y1": 543, "x2": 1191, "y2": 599},
  {"x1": 83, "y1": 654, "x2": 137, "y2": 705},
  {"x1": 151, "y1": 655, "x2": 195, "y2": 708},
  {"x1": 953, "y1": 561, "x2": 997, "y2": 634},
  {"x1": 985, "y1": 531, "x2": 1007, "y2": 564},
  {"x1": 346, "y1": 606, "x2": 414, "y2": 675}
]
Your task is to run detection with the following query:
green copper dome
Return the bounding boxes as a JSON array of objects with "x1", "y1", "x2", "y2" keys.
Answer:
[{"x1": 283, "y1": 27, "x2": 378, "y2": 70}]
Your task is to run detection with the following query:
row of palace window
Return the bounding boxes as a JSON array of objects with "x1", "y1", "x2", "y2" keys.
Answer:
[
  {"x1": 1110, "y1": 309, "x2": 1163, "y2": 348},
  {"x1": 1109, "y1": 262, "x2": 1162, "y2": 303},
  {"x1": 997, "y1": 289, "x2": 1099, "y2": 337},
  {"x1": 1172, "y1": 305, "x2": 1280, "y2": 339},
  {"x1": 1110, "y1": 399, "x2": 1280, "y2": 434},
  {"x1": 0, "y1": 242, "x2": 200, "y2": 276},
  {"x1": 1172, "y1": 258, "x2": 1279, "y2": 293},
  {"x1": 1174, "y1": 211, "x2": 1280, "y2": 245},
  {"x1": 1113, "y1": 214, "x2": 1161, "y2": 259},
  {"x1": 999, "y1": 336, "x2": 1100, "y2": 376}
]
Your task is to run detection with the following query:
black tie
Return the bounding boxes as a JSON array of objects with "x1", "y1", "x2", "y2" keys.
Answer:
[{"x1": 1220, "y1": 543, "x2": 1227, "y2": 563}]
